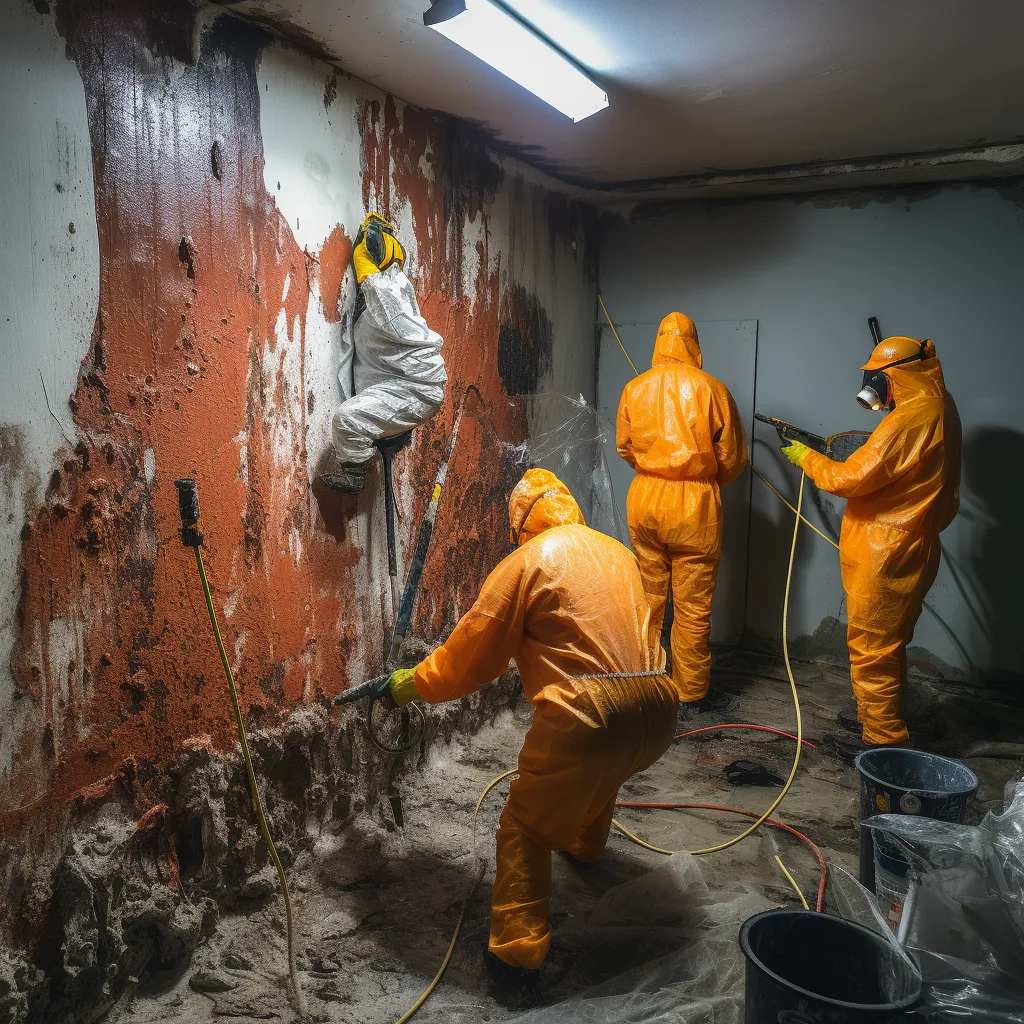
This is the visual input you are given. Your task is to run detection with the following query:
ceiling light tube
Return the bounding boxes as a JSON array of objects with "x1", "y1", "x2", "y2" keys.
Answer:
[{"x1": 423, "y1": 0, "x2": 609, "y2": 122}]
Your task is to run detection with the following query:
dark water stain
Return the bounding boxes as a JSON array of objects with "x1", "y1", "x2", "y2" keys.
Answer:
[{"x1": 497, "y1": 285, "x2": 552, "y2": 396}]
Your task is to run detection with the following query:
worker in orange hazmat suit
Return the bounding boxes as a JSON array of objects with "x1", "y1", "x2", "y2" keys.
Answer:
[
  {"x1": 384, "y1": 468, "x2": 677, "y2": 992},
  {"x1": 615, "y1": 312, "x2": 748, "y2": 707},
  {"x1": 782, "y1": 337, "x2": 961, "y2": 748}
]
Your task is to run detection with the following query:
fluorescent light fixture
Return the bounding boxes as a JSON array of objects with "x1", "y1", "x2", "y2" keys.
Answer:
[{"x1": 423, "y1": 0, "x2": 609, "y2": 122}]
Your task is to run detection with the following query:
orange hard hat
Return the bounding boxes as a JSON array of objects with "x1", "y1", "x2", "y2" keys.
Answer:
[{"x1": 861, "y1": 336, "x2": 936, "y2": 371}]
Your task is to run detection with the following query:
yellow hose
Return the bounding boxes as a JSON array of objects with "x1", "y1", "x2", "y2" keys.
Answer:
[
  {"x1": 393, "y1": 309, "x2": 820, "y2": 1019},
  {"x1": 752, "y1": 465, "x2": 839, "y2": 550},
  {"x1": 391, "y1": 768, "x2": 518, "y2": 1024},
  {"x1": 194, "y1": 549, "x2": 307, "y2": 1018},
  {"x1": 609, "y1": 472, "x2": 806, "y2": 856},
  {"x1": 774, "y1": 854, "x2": 809, "y2": 910},
  {"x1": 598, "y1": 292, "x2": 640, "y2": 376}
]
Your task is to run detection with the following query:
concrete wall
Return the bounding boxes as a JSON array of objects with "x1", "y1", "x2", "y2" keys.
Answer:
[
  {"x1": 599, "y1": 185, "x2": 1024, "y2": 685},
  {"x1": 0, "y1": 3, "x2": 596, "y2": 1009}
]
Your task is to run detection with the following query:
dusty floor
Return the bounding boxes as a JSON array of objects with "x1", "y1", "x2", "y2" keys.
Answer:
[{"x1": 105, "y1": 651, "x2": 1022, "y2": 1023}]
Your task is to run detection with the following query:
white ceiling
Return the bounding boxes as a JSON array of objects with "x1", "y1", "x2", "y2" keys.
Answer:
[{"x1": 228, "y1": 0, "x2": 1024, "y2": 195}]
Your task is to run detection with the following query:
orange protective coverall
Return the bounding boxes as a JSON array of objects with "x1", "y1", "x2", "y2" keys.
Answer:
[
  {"x1": 411, "y1": 469, "x2": 677, "y2": 969},
  {"x1": 802, "y1": 341, "x2": 961, "y2": 745},
  {"x1": 615, "y1": 313, "x2": 748, "y2": 702}
]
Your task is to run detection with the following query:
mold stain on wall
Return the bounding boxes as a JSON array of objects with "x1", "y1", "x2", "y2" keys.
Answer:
[{"x1": 1, "y1": 0, "x2": 596, "y2": 847}]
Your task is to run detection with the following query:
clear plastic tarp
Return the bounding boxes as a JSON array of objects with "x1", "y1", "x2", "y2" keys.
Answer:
[
  {"x1": 507, "y1": 852, "x2": 770, "y2": 1024},
  {"x1": 499, "y1": 393, "x2": 625, "y2": 545},
  {"x1": 831, "y1": 773, "x2": 1024, "y2": 1022}
]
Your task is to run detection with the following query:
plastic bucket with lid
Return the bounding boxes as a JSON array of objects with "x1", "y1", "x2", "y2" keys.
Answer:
[
  {"x1": 854, "y1": 748, "x2": 978, "y2": 892},
  {"x1": 740, "y1": 909, "x2": 922, "y2": 1023}
]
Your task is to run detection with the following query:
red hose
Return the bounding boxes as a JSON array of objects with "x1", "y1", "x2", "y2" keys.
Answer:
[
  {"x1": 675, "y1": 723, "x2": 816, "y2": 749},
  {"x1": 615, "y1": 800, "x2": 827, "y2": 912}
]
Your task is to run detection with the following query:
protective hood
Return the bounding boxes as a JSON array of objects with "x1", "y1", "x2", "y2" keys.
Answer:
[
  {"x1": 856, "y1": 337, "x2": 943, "y2": 411},
  {"x1": 874, "y1": 338, "x2": 946, "y2": 406},
  {"x1": 508, "y1": 468, "x2": 585, "y2": 546},
  {"x1": 887, "y1": 356, "x2": 947, "y2": 407},
  {"x1": 652, "y1": 312, "x2": 702, "y2": 369}
]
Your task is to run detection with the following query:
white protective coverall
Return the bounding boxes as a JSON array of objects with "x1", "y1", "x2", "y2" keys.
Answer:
[{"x1": 332, "y1": 264, "x2": 447, "y2": 464}]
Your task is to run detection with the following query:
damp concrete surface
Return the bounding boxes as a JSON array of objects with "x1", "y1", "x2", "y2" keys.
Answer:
[{"x1": 104, "y1": 651, "x2": 1022, "y2": 1023}]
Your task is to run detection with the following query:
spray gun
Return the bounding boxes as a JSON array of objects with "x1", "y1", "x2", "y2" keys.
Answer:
[
  {"x1": 753, "y1": 413, "x2": 830, "y2": 456},
  {"x1": 331, "y1": 386, "x2": 486, "y2": 759},
  {"x1": 334, "y1": 671, "x2": 425, "y2": 755},
  {"x1": 754, "y1": 413, "x2": 871, "y2": 463}
]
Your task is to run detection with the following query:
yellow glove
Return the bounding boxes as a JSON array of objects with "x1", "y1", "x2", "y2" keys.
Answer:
[
  {"x1": 388, "y1": 667, "x2": 420, "y2": 707},
  {"x1": 782, "y1": 441, "x2": 812, "y2": 468},
  {"x1": 352, "y1": 212, "x2": 406, "y2": 283}
]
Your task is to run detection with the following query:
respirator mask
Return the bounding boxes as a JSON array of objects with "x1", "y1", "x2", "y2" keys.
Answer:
[{"x1": 856, "y1": 342, "x2": 929, "y2": 411}]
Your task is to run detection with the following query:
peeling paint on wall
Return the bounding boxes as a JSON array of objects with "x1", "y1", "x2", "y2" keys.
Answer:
[
  {"x1": 0, "y1": 2, "x2": 598, "y2": 1013},
  {"x1": 0, "y1": 0, "x2": 100, "y2": 798},
  {"x1": 0, "y1": 0, "x2": 598, "y2": 847}
]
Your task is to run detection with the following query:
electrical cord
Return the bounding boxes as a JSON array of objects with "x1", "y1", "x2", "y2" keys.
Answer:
[
  {"x1": 675, "y1": 723, "x2": 816, "y2": 749},
  {"x1": 612, "y1": 801, "x2": 826, "y2": 912},
  {"x1": 193, "y1": 548, "x2": 308, "y2": 1018}
]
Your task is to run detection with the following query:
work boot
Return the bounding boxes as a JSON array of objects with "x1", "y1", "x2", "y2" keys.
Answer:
[
  {"x1": 319, "y1": 458, "x2": 373, "y2": 495},
  {"x1": 821, "y1": 731, "x2": 866, "y2": 766},
  {"x1": 677, "y1": 690, "x2": 734, "y2": 724},
  {"x1": 837, "y1": 700, "x2": 861, "y2": 735},
  {"x1": 822, "y1": 732, "x2": 910, "y2": 767},
  {"x1": 486, "y1": 952, "x2": 540, "y2": 1010}
]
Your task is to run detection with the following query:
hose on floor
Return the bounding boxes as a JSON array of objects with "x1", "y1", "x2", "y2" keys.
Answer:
[
  {"x1": 192, "y1": 548, "x2": 308, "y2": 1018},
  {"x1": 609, "y1": 471, "x2": 808, "y2": 858},
  {"x1": 393, "y1": 307, "x2": 818, "y2": 1018},
  {"x1": 612, "y1": 801, "x2": 826, "y2": 912},
  {"x1": 392, "y1": 768, "x2": 517, "y2": 1024}
]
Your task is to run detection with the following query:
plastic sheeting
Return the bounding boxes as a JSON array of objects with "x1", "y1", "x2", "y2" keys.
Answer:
[
  {"x1": 507, "y1": 852, "x2": 771, "y2": 1024},
  {"x1": 832, "y1": 773, "x2": 1024, "y2": 1022},
  {"x1": 501, "y1": 393, "x2": 626, "y2": 545}
]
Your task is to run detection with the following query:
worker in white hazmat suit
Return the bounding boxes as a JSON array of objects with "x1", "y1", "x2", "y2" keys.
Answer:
[{"x1": 321, "y1": 213, "x2": 447, "y2": 495}]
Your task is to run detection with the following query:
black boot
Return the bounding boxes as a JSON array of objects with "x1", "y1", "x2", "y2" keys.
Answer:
[
  {"x1": 822, "y1": 731, "x2": 911, "y2": 767},
  {"x1": 821, "y1": 731, "x2": 867, "y2": 766},
  {"x1": 319, "y1": 458, "x2": 372, "y2": 495},
  {"x1": 837, "y1": 700, "x2": 861, "y2": 735},
  {"x1": 486, "y1": 952, "x2": 540, "y2": 1009},
  {"x1": 677, "y1": 690, "x2": 735, "y2": 724}
]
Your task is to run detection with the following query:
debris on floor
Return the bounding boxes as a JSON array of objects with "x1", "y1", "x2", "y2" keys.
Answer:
[{"x1": 93, "y1": 650, "x2": 1022, "y2": 1022}]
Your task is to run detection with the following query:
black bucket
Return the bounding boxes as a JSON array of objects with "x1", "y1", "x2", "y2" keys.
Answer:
[
  {"x1": 854, "y1": 748, "x2": 978, "y2": 891},
  {"x1": 740, "y1": 909, "x2": 922, "y2": 1023}
]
